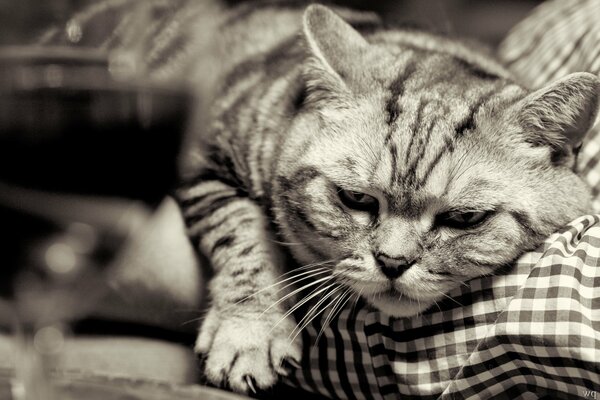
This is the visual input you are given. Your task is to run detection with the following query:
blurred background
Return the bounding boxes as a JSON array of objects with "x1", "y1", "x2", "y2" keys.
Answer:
[
  {"x1": 0, "y1": 1, "x2": 94, "y2": 45},
  {"x1": 347, "y1": 0, "x2": 544, "y2": 45},
  {"x1": 2, "y1": 0, "x2": 544, "y2": 46}
]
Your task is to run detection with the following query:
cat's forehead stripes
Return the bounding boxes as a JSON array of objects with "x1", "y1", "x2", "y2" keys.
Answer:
[
  {"x1": 378, "y1": 85, "x2": 497, "y2": 191},
  {"x1": 384, "y1": 61, "x2": 417, "y2": 131},
  {"x1": 405, "y1": 87, "x2": 506, "y2": 189},
  {"x1": 367, "y1": 52, "x2": 503, "y2": 187},
  {"x1": 380, "y1": 60, "x2": 530, "y2": 194}
]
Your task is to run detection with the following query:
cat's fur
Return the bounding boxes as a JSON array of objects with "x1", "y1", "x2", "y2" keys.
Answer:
[{"x1": 45, "y1": 0, "x2": 599, "y2": 393}]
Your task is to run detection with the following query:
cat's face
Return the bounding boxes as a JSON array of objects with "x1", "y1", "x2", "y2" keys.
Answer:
[
  {"x1": 281, "y1": 92, "x2": 592, "y2": 317},
  {"x1": 273, "y1": 5, "x2": 598, "y2": 317}
]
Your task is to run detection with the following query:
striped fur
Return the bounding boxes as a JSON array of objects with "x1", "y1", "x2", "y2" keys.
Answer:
[{"x1": 45, "y1": 1, "x2": 600, "y2": 393}]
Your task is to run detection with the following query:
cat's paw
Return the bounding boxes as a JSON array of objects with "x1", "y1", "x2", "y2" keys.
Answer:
[{"x1": 195, "y1": 308, "x2": 302, "y2": 393}]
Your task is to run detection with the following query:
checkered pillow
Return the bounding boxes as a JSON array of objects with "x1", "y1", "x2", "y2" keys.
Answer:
[
  {"x1": 284, "y1": 215, "x2": 600, "y2": 399},
  {"x1": 282, "y1": 1, "x2": 600, "y2": 398}
]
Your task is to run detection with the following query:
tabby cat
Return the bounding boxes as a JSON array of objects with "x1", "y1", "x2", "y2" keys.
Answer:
[{"x1": 46, "y1": 0, "x2": 599, "y2": 394}]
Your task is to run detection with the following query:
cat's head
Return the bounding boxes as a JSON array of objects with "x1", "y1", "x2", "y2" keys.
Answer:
[{"x1": 274, "y1": 5, "x2": 600, "y2": 317}]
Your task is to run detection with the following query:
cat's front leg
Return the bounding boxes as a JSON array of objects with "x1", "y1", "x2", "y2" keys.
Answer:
[{"x1": 177, "y1": 177, "x2": 301, "y2": 393}]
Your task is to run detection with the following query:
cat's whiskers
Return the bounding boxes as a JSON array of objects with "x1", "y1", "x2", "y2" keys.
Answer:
[
  {"x1": 354, "y1": 134, "x2": 383, "y2": 164},
  {"x1": 271, "y1": 264, "x2": 330, "y2": 285},
  {"x1": 312, "y1": 288, "x2": 353, "y2": 347},
  {"x1": 286, "y1": 275, "x2": 364, "y2": 343},
  {"x1": 435, "y1": 289, "x2": 464, "y2": 307},
  {"x1": 280, "y1": 258, "x2": 338, "y2": 275},
  {"x1": 448, "y1": 146, "x2": 472, "y2": 182},
  {"x1": 185, "y1": 266, "x2": 333, "y2": 326},
  {"x1": 183, "y1": 259, "x2": 339, "y2": 329},
  {"x1": 226, "y1": 257, "x2": 338, "y2": 305},
  {"x1": 269, "y1": 279, "x2": 337, "y2": 334},
  {"x1": 221, "y1": 266, "x2": 332, "y2": 313},
  {"x1": 351, "y1": 287, "x2": 364, "y2": 313},
  {"x1": 261, "y1": 274, "x2": 333, "y2": 317},
  {"x1": 277, "y1": 283, "x2": 343, "y2": 372},
  {"x1": 288, "y1": 284, "x2": 344, "y2": 341},
  {"x1": 447, "y1": 276, "x2": 471, "y2": 289},
  {"x1": 291, "y1": 286, "x2": 349, "y2": 350},
  {"x1": 180, "y1": 307, "x2": 211, "y2": 327},
  {"x1": 450, "y1": 158, "x2": 487, "y2": 186},
  {"x1": 270, "y1": 239, "x2": 305, "y2": 246}
]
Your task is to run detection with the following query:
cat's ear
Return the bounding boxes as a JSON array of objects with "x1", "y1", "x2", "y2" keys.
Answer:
[
  {"x1": 516, "y1": 72, "x2": 599, "y2": 161},
  {"x1": 301, "y1": 4, "x2": 376, "y2": 102}
]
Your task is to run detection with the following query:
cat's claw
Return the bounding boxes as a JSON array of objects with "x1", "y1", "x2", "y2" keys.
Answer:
[
  {"x1": 195, "y1": 309, "x2": 302, "y2": 393},
  {"x1": 285, "y1": 357, "x2": 301, "y2": 369},
  {"x1": 245, "y1": 376, "x2": 257, "y2": 394}
]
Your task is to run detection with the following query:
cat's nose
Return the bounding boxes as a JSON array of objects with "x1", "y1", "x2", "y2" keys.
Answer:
[{"x1": 375, "y1": 252, "x2": 414, "y2": 279}]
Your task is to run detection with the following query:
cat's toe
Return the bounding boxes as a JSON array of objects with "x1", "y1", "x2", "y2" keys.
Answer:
[
  {"x1": 270, "y1": 335, "x2": 302, "y2": 376},
  {"x1": 226, "y1": 347, "x2": 277, "y2": 392},
  {"x1": 196, "y1": 313, "x2": 301, "y2": 393},
  {"x1": 228, "y1": 336, "x2": 302, "y2": 391},
  {"x1": 194, "y1": 309, "x2": 219, "y2": 355}
]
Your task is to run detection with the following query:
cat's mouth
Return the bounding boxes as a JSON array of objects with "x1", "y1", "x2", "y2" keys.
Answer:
[
  {"x1": 337, "y1": 275, "x2": 442, "y2": 317},
  {"x1": 383, "y1": 287, "x2": 425, "y2": 305},
  {"x1": 366, "y1": 286, "x2": 439, "y2": 318}
]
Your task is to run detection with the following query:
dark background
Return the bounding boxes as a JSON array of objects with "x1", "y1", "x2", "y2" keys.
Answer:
[{"x1": 348, "y1": 0, "x2": 543, "y2": 45}]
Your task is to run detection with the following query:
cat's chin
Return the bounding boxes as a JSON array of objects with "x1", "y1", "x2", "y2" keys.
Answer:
[{"x1": 367, "y1": 293, "x2": 435, "y2": 318}]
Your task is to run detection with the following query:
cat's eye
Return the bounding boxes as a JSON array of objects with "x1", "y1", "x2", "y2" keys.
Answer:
[
  {"x1": 437, "y1": 210, "x2": 490, "y2": 229},
  {"x1": 338, "y1": 189, "x2": 378, "y2": 213}
]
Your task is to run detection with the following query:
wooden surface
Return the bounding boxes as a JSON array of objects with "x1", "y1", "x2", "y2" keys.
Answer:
[{"x1": 0, "y1": 373, "x2": 251, "y2": 400}]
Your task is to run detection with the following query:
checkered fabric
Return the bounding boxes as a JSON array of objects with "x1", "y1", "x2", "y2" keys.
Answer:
[
  {"x1": 282, "y1": 1, "x2": 600, "y2": 398},
  {"x1": 284, "y1": 215, "x2": 600, "y2": 399}
]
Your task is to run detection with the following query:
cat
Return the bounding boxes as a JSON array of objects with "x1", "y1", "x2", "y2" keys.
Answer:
[{"x1": 44, "y1": 0, "x2": 599, "y2": 394}]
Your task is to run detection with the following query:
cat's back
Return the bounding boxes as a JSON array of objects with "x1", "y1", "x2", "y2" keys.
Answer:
[
  {"x1": 188, "y1": 1, "x2": 307, "y2": 102},
  {"x1": 40, "y1": 1, "x2": 511, "y2": 100},
  {"x1": 199, "y1": 2, "x2": 514, "y2": 103},
  {"x1": 189, "y1": 1, "x2": 385, "y2": 104}
]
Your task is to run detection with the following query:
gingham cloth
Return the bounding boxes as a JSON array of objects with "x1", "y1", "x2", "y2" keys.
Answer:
[{"x1": 282, "y1": 1, "x2": 600, "y2": 398}]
